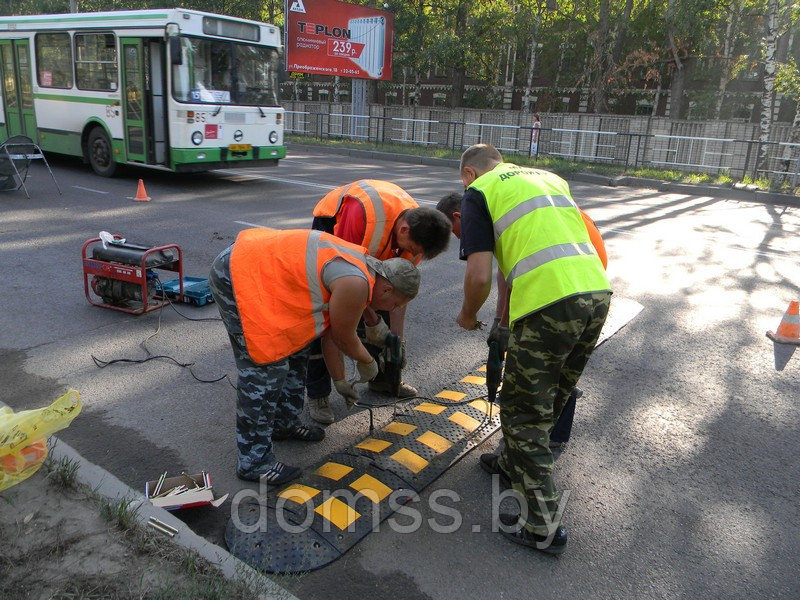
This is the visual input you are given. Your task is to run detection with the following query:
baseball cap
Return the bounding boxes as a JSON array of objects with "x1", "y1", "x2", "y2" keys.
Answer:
[{"x1": 365, "y1": 256, "x2": 420, "y2": 299}]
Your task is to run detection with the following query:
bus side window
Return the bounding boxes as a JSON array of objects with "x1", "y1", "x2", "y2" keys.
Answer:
[{"x1": 35, "y1": 32, "x2": 73, "y2": 89}]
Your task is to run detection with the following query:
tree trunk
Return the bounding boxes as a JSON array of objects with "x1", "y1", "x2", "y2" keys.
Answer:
[
  {"x1": 758, "y1": 0, "x2": 780, "y2": 172},
  {"x1": 591, "y1": 0, "x2": 611, "y2": 113},
  {"x1": 611, "y1": 0, "x2": 634, "y2": 67},
  {"x1": 522, "y1": 39, "x2": 539, "y2": 112},
  {"x1": 666, "y1": 0, "x2": 687, "y2": 119},
  {"x1": 714, "y1": 0, "x2": 740, "y2": 119},
  {"x1": 449, "y1": 1, "x2": 468, "y2": 109}
]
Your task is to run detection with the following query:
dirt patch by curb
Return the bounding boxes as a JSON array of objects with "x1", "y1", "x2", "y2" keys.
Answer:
[{"x1": 0, "y1": 463, "x2": 259, "y2": 600}]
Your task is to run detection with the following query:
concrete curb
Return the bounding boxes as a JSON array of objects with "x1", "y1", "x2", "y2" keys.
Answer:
[
  {"x1": 48, "y1": 436, "x2": 298, "y2": 600},
  {"x1": 288, "y1": 142, "x2": 800, "y2": 207}
]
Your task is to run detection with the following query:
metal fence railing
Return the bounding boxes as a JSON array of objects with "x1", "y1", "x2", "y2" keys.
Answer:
[{"x1": 284, "y1": 110, "x2": 800, "y2": 188}]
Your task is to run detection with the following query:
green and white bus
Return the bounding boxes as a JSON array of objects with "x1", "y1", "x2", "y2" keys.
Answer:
[{"x1": 0, "y1": 9, "x2": 285, "y2": 176}]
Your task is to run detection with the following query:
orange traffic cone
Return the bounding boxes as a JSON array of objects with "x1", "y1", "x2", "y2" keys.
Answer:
[
  {"x1": 133, "y1": 179, "x2": 151, "y2": 202},
  {"x1": 767, "y1": 301, "x2": 800, "y2": 345}
]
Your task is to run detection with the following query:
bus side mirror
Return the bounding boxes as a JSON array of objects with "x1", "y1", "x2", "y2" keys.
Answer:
[{"x1": 169, "y1": 37, "x2": 182, "y2": 66}]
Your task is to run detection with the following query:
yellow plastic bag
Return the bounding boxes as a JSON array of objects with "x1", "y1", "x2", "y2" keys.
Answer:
[{"x1": 0, "y1": 389, "x2": 82, "y2": 492}]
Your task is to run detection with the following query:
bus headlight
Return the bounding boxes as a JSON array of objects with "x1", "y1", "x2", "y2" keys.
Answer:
[
  {"x1": 191, "y1": 131, "x2": 204, "y2": 145},
  {"x1": 268, "y1": 131, "x2": 278, "y2": 144}
]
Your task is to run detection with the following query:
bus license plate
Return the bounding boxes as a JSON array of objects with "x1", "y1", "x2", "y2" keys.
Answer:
[{"x1": 229, "y1": 144, "x2": 252, "y2": 151}]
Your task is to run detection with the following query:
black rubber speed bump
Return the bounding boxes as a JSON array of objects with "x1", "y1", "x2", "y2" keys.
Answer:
[
  {"x1": 226, "y1": 362, "x2": 500, "y2": 574},
  {"x1": 225, "y1": 297, "x2": 643, "y2": 573}
]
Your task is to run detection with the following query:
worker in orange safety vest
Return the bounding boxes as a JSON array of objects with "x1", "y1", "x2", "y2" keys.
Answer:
[
  {"x1": 209, "y1": 228, "x2": 420, "y2": 486},
  {"x1": 306, "y1": 179, "x2": 452, "y2": 424}
]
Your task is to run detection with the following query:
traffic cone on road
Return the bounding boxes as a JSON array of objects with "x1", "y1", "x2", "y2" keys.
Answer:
[
  {"x1": 133, "y1": 179, "x2": 151, "y2": 202},
  {"x1": 767, "y1": 301, "x2": 800, "y2": 345}
]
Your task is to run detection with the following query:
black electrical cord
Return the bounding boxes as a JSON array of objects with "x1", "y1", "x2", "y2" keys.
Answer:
[{"x1": 91, "y1": 277, "x2": 236, "y2": 388}]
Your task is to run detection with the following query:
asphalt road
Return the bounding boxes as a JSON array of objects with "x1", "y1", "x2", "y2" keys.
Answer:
[{"x1": 1, "y1": 149, "x2": 798, "y2": 599}]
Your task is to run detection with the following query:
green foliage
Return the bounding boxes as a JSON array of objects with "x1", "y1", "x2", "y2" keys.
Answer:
[{"x1": 776, "y1": 58, "x2": 800, "y2": 102}]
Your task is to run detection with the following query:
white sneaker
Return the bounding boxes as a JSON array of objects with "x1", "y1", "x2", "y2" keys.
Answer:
[{"x1": 309, "y1": 396, "x2": 335, "y2": 424}]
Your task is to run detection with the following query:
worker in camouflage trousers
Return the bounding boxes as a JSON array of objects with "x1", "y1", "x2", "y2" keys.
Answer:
[
  {"x1": 210, "y1": 244, "x2": 312, "y2": 485},
  {"x1": 210, "y1": 229, "x2": 420, "y2": 487},
  {"x1": 445, "y1": 144, "x2": 611, "y2": 554}
]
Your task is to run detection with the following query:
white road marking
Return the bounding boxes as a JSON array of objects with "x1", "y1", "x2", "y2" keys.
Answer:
[
  {"x1": 72, "y1": 185, "x2": 108, "y2": 194},
  {"x1": 217, "y1": 170, "x2": 336, "y2": 190},
  {"x1": 234, "y1": 221, "x2": 267, "y2": 229}
]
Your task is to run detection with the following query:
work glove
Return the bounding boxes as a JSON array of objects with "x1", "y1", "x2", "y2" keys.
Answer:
[
  {"x1": 487, "y1": 317, "x2": 511, "y2": 357},
  {"x1": 357, "y1": 358, "x2": 379, "y2": 383},
  {"x1": 365, "y1": 317, "x2": 390, "y2": 348},
  {"x1": 334, "y1": 379, "x2": 360, "y2": 408}
]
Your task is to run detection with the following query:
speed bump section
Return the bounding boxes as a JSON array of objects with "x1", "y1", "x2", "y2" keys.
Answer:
[
  {"x1": 355, "y1": 438, "x2": 392, "y2": 453},
  {"x1": 350, "y1": 474, "x2": 393, "y2": 503},
  {"x1": 226, "y1": 368, "x2": 501, "y2": 574},
  {"x1": 383, "y1": 422, "x2": 417, "y2": 436},
  {"x1": 315, "y1": 497, "x2": 361, "y2": 531}
]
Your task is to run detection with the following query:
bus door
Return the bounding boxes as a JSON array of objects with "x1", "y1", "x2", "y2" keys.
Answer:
[
  {"x1": 146, "y1": 39, "x2": 168, "y2": 165},
  {"x1": 120, "y1": 38, "x2": 148, "y2": 163},
  {"x1": 0, "y1": 39, "x2": 37, "y2": 139}
]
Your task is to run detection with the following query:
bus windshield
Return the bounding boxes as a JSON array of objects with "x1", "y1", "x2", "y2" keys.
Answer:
[{"x1": 172, "y1": 36, "x2": 280, "y2": 106}]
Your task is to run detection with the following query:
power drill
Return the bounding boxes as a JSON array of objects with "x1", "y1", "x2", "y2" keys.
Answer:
[
  {"x1": 486, "y1": 340, "x2": 503, "y2": 406},
  {"x1": 382, "y1": 332, "x2": 403, "y2": 398}
]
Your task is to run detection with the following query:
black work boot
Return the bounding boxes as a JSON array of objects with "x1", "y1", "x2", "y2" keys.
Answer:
[
  {"x1": 479, "y1": 453, "x2": 512, "y2": 488},
  {"x1": 272, "y1": 423, "x2": 325, "y2": 442},
  {"x1": 236, "y1": 461, "x2": 301, "y2": 486},
  {"x1": 498, "y1": 513, "x2": 568, "y2": 555}
]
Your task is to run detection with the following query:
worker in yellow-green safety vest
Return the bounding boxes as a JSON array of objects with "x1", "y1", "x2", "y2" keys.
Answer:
[{"x1": 453, "y1": 144, "x2": 612, "y2": 555}]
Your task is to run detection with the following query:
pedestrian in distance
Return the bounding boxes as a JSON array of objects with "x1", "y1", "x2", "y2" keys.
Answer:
[
  {"x1": 439, "y1": 144, "x2": 611, "y2": 554},
  {"x1": 306, "y1": 179, "x2": 451, "y2": 424},
  {"x1": 530, "y1": 114, "x2": 542, "y2": 157},
  {"x1": 209, "y1": 228, "x2": 420, "y2": 487}
]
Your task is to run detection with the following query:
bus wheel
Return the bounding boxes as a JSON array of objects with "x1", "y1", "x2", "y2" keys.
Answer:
[{"x1": 88, "y1": 127, "x2": 117, "y2": 177}]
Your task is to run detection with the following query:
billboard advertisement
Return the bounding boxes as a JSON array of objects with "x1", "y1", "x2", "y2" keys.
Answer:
[{"x1": 285, "y1": 0, "x2": 394, "y2": 80}]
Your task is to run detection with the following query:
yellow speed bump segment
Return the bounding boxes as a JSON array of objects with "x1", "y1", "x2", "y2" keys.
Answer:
[
  {"x1": 417, "y1": 431, "x2": 453, "y2": 454},
  {"x1": 314, "y1": 497, "x2": 361, "y2": 531},
  {"x1": 469, "y1": 399, "x2": 496, "y2": 415},
  {"x1": 315, "y1": 462, "x2": 354, "y2": 481},
  {"x1": 349, "y1": 474, "x2": 393, "y2": 503},
  {"x1": 278, "y1": 484, "x2": 320, "y2": 504},
  {"x1": 435, "y1": 389, "x2": 466, "y2": 402},
  {"x1": 413, "y1": 402, "x2": 446, "y2": 415},
  {"x1": 449, "y1": 411, "x2": 481, "y2": 432},
  {"x1": 355, "y1": 438, "x2": 393, "y2": 453},
  {"x1": 391, "y1": 448, "x2": 429, "y2": 473},
  {"x1": 461, "y1": 375, "x2": 487, "y2": 385},
  {"x1": 383, "y1": 422, "x2": 417, "y2": 436}
]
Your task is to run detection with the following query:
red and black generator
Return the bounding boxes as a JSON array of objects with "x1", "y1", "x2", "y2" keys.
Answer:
[{"x1": 82, "y1": 236, "x2": 183, "y2": 315}]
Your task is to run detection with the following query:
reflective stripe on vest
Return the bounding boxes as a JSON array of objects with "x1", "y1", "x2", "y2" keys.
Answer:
[
  {"x1": 312, "y1": 180, "x2": 417, "y2": 261},
  {"x1": 493, "y1": 194, "x2": 575, "y2": 240},
  {"x1": 469, "y1": 163, "x2": 611, "y2": 323},
  {"x1": 305, "y1": 230, "x2": 371, "y2": 338},
  {"x1": 507, "y1": 241, "x2": 596, "y2": 285}
]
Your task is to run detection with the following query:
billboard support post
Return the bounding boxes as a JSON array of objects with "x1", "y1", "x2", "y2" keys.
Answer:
[{"x1": 352, "y1": 78, "x2": 367, "y2": 120}]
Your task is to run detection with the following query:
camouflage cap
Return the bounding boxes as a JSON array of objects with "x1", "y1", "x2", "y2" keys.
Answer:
[{"x1": 365, "y1": 256, "x2": 420, "y2": 299}]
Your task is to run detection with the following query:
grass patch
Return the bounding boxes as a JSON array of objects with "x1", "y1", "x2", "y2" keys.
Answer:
[
  {"x1": 97, "y1": 496, "x2": 139, "y2": 531},
  {"x1": 42, "y1": 454, "x2": 80, "y2": 490},
  {"x1": 288, "y1": 134, "x2": 779, "y2": 190}
]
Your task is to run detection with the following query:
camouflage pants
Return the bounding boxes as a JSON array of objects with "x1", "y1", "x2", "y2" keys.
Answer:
[
  {"x1": 209, "y1": 245, "x2": 309, "y2": 478},
  {"x1": 498, "y1": 292, "x2": 611, "y2": 535}
]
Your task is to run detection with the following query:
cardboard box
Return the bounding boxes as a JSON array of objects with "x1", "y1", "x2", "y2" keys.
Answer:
[{"x1": 145, "y1": 472, "x2": 216, "y2": 511}]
